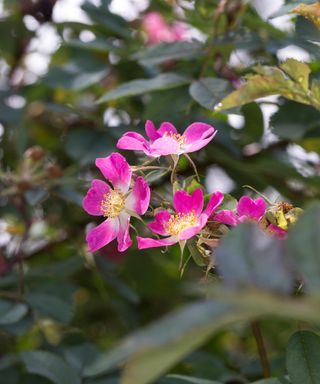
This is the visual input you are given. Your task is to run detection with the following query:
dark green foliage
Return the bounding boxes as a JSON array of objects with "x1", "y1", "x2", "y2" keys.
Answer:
[{"x1": 0, "y1": 1, "x2": 320, "y2": 384}]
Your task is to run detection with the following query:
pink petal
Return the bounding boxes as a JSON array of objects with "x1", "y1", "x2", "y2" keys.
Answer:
[
  {"x1": 86, "y1": 218, "x2": 119, "y2": 253},
  {"x1": 116, "y1": 132, "x2": 150, "y2": 154},
  {"x1": 137, "y1": 236, "x2": 177, "y2": 250},
  {"x1": 203, "y1": 191, "x2": 224, "y2": 217},
  {"x1": 237, "y1": 196, "x2": 266, "y2": 221},
  {"x1": 214, "y1": 210, "x2": 238, "y2": 226},
  {"x1": 183, "y1": 133, "x2": 217, "y2": 153},
  {"x1": 148, "y1": 210, "x2": 171, "y2": 235},
  {"x1": 178, "y1": 214, "x2": 207, "y2": 240},
  {"x1": 145, "y1": 120, "x2": 160, "y2": 141},
  {"x1": 83, "y1": 179, "x2": 110, "y2": 216},
  {"x1": 96, "y1": 153, "x2": 132, "y2": 193},
  {"x1": 117, "y1": 213, "x2": 132, "y2": 252},
  {"x1": 173, "y1": 188, "x2": 204, "y2": 216},
  {"x1": 157, "y1": 122, "x2": 178, "y2": 136},
  {"x1": 267, "y1": 224, "x2": 287, "y2": 239},
  {"x1": 182, "y1": 123, "x2": 217, "y2": 154},
  {"x1": 125, "y1": 176, "x2": 151, "y2": 215},
  {"x1": 183, "y1": 123, "x2": 216, "y2": 144},
  {"x1": 149, "y1": 136, "x2": 181, "y2": 156}
]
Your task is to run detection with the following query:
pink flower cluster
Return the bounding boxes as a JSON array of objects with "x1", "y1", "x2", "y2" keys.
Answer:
[
  {"x1": 143, "y1": 12, "x2": 187, "y2": 45},
  {"x1": 83, "y1": 120, "x2": 288, "y2": 255}
]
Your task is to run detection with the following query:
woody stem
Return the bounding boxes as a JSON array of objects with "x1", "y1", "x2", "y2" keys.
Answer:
[{"x1": 251, "y1": 321, "x2": 271, "y2": 378}]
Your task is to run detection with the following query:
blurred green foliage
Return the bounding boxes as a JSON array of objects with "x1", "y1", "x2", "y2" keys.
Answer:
[{"x1": 0, "y1": 0, "x2": 320, "y2": 383}]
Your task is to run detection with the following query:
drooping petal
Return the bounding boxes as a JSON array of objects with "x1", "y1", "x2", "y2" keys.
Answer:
[
  {"x1": 125, "y1": 176, "x2": 151, "y2": 215},
  {"x1": 117, "y1": 212, "x2": 132, "y2": 252},
  {"x1": 83, "y1": 179, "x2": 110, "y2": 216},
  {"x1": 203, "y1": 191, "x2": 224, "y2": 217},
  {"x1": 96, "y1": 152, "x2": 132, "y2": 193},
  {"x1": 183, "y1": 123, "x2": 216, "y2": 144},
  {"x1": 267, "y1": 224, "x2": 287, "y2": 239},
  {"x1": 148, "y1": 209, "x2": 171, "y2": 235},
  {"x1": 116, "y1": 132, "x2": 150, "y2": 154},
  {"x1": 213, "y1": 210, "x2": 238, "y2": 226},
  {"x1": 137, "y1": 235, "x2": 177, "y2": 249},
  {"x1": 149, "y1": 136, "x2": 181, "y2": 156},
  {"x1": 173, "y1": 188, "x2": 204, "y2": 216},
  {"x1": 86, "y1": 218, "x2": 119, "y2": 253},
  {"x1": 157, "y1": 122, "x2": 178, "y2": 136},
  {"x1": 145, "y1": 120, "x2": 160, "y2": 141},
  {"x1": 237, "y1": 196, "x2": 266, "y2": 221}
]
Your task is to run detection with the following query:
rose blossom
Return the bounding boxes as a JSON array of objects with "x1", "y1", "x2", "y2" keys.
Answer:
[
  {"x1": 137, "y1": 188, "x2": 224, "y2": 249},
  {"x1": 83, "y1": 153, "x2": 150, "y2": 253},
  {"x1": 213, "y1": 196, "x2": 267, "y2": 226},
  {"x1": 117, "y1": 120, "x2": 217, "y2": 158},
  {"x1": 143, "y1": 12, "x2": 186, "y2": 45}
]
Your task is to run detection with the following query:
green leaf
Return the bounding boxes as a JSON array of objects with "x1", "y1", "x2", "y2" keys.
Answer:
[
  {"x1": 251, "y1": 378, "x2": 291, "y2": 383},
  {"x1": 292, "y1": 3, "x2": 320, "y2": 30},
  {"x1": 239, "y1": 103, "x2": 264, "y2": 144},
  {"x1": 214, "y1": 67, "x2": 288, "y2": 111},
  {"x1": 286, "y1": 330, "x2": 320, "y2": 384},
  {"x1": 159, "y1": 374, "x2": 222, "y2": 383},
  {"x1": 134, "y1": 41, "x2": 203, "y2": 66},
  {"x1": 44, "y1": 64, "x2": 109, "y2": 91},
  {"x1": 64, "y1": 128, "x2": 115, "y2": 165},
  {"x1": 81, "y1": 2, "x2": 131, "y2": 38},
  {"x1": 21, "y1": 351, "x2": 80, "y2": 384},
  {"x1": 98, "y1": 73, "x2": 190, "y2": 103},
  {"x1": 215, "y1": 223, "x2": 293, "y2": 293},
  {"x1": 216, "y1": 194, "x2": 237, "y2": 212},
  {"x1": 286, "y1": 202, "x2": 320, "y2": 293},
  {"x1": 215, "y1": 60, "x2": 320, "y2": 111},
  {"x1": 26, "y1": 293, "x2": 73, "y2": 323},
  {"x1": 189, "y1": 78, "x2": 232, "y2": 110},
  {"x1": 271, "y1": 101, "x2": 320, "y2": 140},
  {"x1": 84, "y1": 301, "x2": 251, "y2": 383},
  {"x1": 0, "y1": 300, "x2": 28, "y2": 325}
]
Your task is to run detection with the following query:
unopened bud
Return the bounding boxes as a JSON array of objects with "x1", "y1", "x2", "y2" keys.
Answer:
[
  {"x1": 25, "y1": 146, "x2": 45, "y2": 161},
  {"x1": 46, "y1": 163, "x2": 62, "y2": 178},
  {"x1": 17, "y1": 179, "x2": 31, "y2": 191}
]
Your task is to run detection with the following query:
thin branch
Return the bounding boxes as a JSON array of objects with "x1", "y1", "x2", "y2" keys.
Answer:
[{"x1": 251, "y1": 321, "x2": 271, "y2": 378}]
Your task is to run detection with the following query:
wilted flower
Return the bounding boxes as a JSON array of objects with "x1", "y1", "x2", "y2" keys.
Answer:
[
  {"x1": 267, "y1": 224, "x2": 287, "y2": 239},
  {"x1": 117, "y1": 120, "x2": 217, "y2": 158},
  {"x1": 83, "y1": 153, "x2": 150, "y2": 253},
  {"x1": 137, "y1": 189, "x2": 224, "y2": 249},
  {"x1": 143, "y1": 12, "x2": 186, "y2": 45},
  {"x1": 214, "y1": 196, "x2": 266, "y2": 226}
]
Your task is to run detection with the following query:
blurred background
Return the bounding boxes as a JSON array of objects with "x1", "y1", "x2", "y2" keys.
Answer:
[{"x1": 0, "y1": 0, "x2": 319, "y2": 383}]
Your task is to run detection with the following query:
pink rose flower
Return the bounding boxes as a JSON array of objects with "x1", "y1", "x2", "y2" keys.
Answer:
[
  {"x1": 117, "y1": 120, "x2": 217, "y2": 158},
  {"x1": 143, "y1": 12, "x2": 186, "y2": 45},
  {"x1": 137, "y1": 189, "x2": 224, "y2": 249},
  {"x1": 214, "y1": 196, "x2": 267, "y2": 226},
  {"x1": 83, "y1": 153, "x2": 150, "y2": 253}
]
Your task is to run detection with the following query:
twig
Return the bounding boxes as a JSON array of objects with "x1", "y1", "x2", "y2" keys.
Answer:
[{"x1": 251, "y1": 321, "x2": 271, "y2": 378}]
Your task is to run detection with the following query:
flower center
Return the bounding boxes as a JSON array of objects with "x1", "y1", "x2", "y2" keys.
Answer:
[
  {"x1": 163, "y1": 131, "x2": 185, "y2": 147},
  {"x1": 101, "y1": 189, "x2": 125, "y2": 218},
  {"x1": 164, "y1": 211, "x2": 198, "y2": 236}
]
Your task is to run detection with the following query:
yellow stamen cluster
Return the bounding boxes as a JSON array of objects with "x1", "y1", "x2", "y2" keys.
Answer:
[
  {"x1": 163, "y1": 131, "x2": 186, "y2": 146},
  {"x1": 101, "y1": 189, "x2": 125, "y2": 218},
  {"x1": 165, "y1": 211, "x2": 198, "y2": 236}
]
